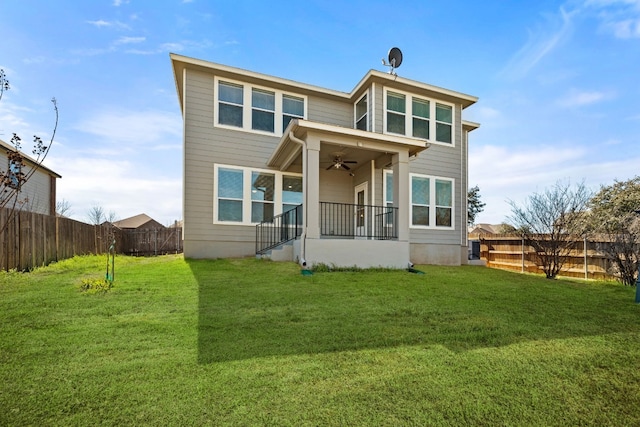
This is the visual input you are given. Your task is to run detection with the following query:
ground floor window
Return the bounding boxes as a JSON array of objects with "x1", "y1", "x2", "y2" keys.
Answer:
[
  {"x1": 214, "y1": 164, "x2": 302, "y2": 225},
  {"x1": 384, "y1": 171, "x2": 454, "y2": 229}
]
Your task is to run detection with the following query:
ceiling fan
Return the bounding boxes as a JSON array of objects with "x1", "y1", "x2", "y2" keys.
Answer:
[{"x1": 326, "y1": 155, "x2": 358, "y2": 171}]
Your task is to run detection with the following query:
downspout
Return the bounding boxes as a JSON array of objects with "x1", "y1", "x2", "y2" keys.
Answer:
[{"x1": 288, "y1": 131, "x2": 308, "y2": 266}]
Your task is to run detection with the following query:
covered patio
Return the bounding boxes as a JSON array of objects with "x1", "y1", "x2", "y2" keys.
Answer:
[{"x1": 262, "y1": 119, "x2": 430, "y2": 268}]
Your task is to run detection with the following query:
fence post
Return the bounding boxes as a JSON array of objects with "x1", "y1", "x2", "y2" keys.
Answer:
[
  {"x1": 584, "y1": 235, "x2": 588, "y2": 280},
  {"x1": 522, "y1": 237, "x2": 525, "y2": 273}
]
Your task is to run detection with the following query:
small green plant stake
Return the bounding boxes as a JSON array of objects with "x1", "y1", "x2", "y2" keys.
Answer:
[{"x1": 106, "y1": 239, "x2": 115, "y2": 284}]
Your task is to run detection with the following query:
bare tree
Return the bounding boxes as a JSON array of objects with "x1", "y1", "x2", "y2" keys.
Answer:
[
  {"x1": 56, "y1": 199, "x2": 73, "y2": 217},
  {"x1": 507, "y1": 180, "x2": 592, "y2": 279},
  {"x1": 87, "y1": 205, "x2": 105, "y2": 225},
  {"x1": 0, "y1": 69, "x2": 58, "y2": 233},
  {"x1": 587, "y1": 177, "x2": 640, "y2": 286}
]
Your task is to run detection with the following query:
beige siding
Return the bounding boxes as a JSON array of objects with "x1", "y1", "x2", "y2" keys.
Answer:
[
  {"x1": 179, "y1": 60, "x2": 474, "y2": 263},
  {"x1": 0, "y1": 151, "x2": 54, "y2": 216}
]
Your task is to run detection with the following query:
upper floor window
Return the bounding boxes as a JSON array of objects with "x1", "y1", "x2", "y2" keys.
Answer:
[
  {"x1": 355, "y1": 93, "x2": 368, "y2": 131},
  {"x1": 215, "y1": 78, "x2": 306, "y2": 136},
  {"x1": 384, "y1": 88, "x2": 455, "y2": 145},
  {"x1": 283, "y1": 95, "x2": 304, "y2": 132},
  {"x1": 218, "y1": 82, "x2": 243, "y2": 128}
]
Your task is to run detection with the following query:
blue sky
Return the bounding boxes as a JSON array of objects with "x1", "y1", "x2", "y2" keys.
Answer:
[{"x1": 1, "y1": 0, "x2": 639, "y2": 225}]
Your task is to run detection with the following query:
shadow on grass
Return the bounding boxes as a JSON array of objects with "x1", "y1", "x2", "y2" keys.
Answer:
[{"x1": 192, "y1": 258, "x2": 639, "y2": 364}]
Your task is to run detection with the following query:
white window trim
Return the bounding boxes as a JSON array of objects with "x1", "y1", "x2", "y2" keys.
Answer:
[
  {"x1": 214, "y1": 76, "x2": 307, "y2": 137},
  {"x1": 384, "y1": 171, "x2": 455, "y2": 230},
  {"x1": 409, "y1": 173, "x2": 455, "y2": 230},
  {"x1": 382, "y1": 86, "x2": 456, "y2": 147},
  {"x1": 213, "y1": 164, "x2": 302, "y2": 226},
  {"x1": 354, "y1": 91, "x2": 369, "y2": 131}
]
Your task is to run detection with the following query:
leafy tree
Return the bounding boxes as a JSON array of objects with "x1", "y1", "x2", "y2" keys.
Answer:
[
  {"x1": 507, "y1": 180, "x2": 592, "y2": 279},
  {"x1": 467, "y1": 185, "x2": 486, "y2": 226},
  {"x1": 587, "y1": 177, "x2": 640, "y2": 286},
  {"x1": 0, "y1": 69, "x2": 58, "y2": 233}
]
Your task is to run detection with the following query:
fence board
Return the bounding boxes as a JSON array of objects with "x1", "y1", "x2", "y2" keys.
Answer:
[
  {"x1": 474, "y1": 234, "x2": 616, "y2": 280},
  {"x1": 0, "y1": 207, "x2": 183, "y2": 271}
]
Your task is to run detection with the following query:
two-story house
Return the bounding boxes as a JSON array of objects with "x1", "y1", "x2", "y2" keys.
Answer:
[{"x1": 171, "y1": 53, "x2": 479, "y2": 268}]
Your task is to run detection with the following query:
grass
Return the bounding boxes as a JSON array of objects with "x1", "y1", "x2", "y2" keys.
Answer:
[{"x1": 1, "y1": 255, "x2": 639, "y2": 425}]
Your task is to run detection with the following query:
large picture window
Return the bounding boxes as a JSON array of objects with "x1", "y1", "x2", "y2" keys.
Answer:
[
  {"x1": 216, "y1": 78, "x2": 306, "y2": 136},
  {"x1": 384, "y1": 88, "x2": 455, "y2": 145},
  {"x1": 214, "y1": 164, "x2": 302, "y2": 225}
]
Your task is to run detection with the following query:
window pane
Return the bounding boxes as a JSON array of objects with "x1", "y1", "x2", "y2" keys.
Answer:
[
  {"x1": 356, "y1": 95, "x2": 367, "y2": 117},
  {"x1": 436, "y1": 180, "x2": 452, "y2": 206},
  {"x1": 283, "y1": 95, "x2": 304, "y2": 116},
  {"x1": 219, "y1": 104, "x2": 243, "y2": 127},
  {"x1": 356, "y1": 95, "x2": 368, "y2": 131},
  {"x1": 436, "y1": 103, "x2": 452, "y2": 123},
  {"x1": 283, "y1": 175, "x2": 302, "y2": 204},
  {"x1": 387, "y1": 92, "x2": 405, "y2": 113},
  {"x1": 252, "y1": 89, "x2": 275, "y2": 110},
  {"x1": 218, "y1": 168, "x2": 243, "y2": 198},
  {"x1": 252, "y1": 110, "x2": 274, "y2": 132},
  {"x1": 387, "y1": 112, "x2": 405, "y2": 134},
  {"x1": 412, "y1": 176, "x2": 430, "y2": 205},
  {"x1": 218, "y1": 200, "x2": 242, "y2": 222},
  {"x1": 385, "y1": 173, "x2": 393, "y2": 203},
  {"x1": 436, "y1": 123, "x2": 452, "y2": 144},
  {"x1": 251, "y1": 201, "x2": 274, "y2": 223},
  {"x1": 436, "y1": 207, "x2": 452, "y2": 227},
  {"x1": 413, "y1": 206, "x2": 429, "y2": 226},
  {"x1": 413, "y1": 117, "x2": 429, "y2": 139},
  {"x1": 251, "y1": 172, "x2": 275, "y2": 201},
  {"x1": 413, "y1": 98, "x2": 430, "y2": 118},
  {"x1": 219, "y1": 82, "x2": 243, "y2": 104},
  {"x1": 283, "y1": 115, "x2": 297, "y2": 132}
]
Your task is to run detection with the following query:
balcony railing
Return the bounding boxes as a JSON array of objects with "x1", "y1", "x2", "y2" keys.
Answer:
[
  {"x1": 255, "y1": 205, "x2": 303, "y2": 255},
  {"x1": 320, "y1": 201, "x2": 398, "y2": 240}
]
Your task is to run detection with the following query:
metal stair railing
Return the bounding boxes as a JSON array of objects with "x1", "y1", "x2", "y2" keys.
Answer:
[{"x1": 255, "y1": 205, "x2": 303, "y2": 255}]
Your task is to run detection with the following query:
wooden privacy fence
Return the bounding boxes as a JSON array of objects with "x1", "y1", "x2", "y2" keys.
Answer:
[
  {"x1": 472, "y1": 234, "x2": 614, "y2": 280},
  {"x1": 0, "y1": 207, "x2": 183, "y2": 271}
]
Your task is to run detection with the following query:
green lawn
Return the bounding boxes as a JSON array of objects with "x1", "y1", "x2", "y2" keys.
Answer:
[{"x1": 1, "y1": 255, "x2": 639, "y2": 426}]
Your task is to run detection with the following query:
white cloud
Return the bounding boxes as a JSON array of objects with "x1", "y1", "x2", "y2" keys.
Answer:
[
  {"x1": 584, "y1": 0, "x2": 640, "y2": 38},
  {"x1": 501, "y1": 7, "x2": 577, "y2": 79},
  {"x1": 86, "y1": 19, "x2": 131, "y2": 31},
  {"x1": 49, "y1": 155, "x2": 182, "y2": 225},
  {"x1": 114, "y1": 36, "x2": 146, "y2": 45},
  {"x1": 469, "y1": 143, "x2": 640, "y2": 224},
  {"x1": 72, "y1": 109, "x2": 182, "y2": 149},
  {"x1": 555, "y1": 89, "x2": 613, "y2": 107}
]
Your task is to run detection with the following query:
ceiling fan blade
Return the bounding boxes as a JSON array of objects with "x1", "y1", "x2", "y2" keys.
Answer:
[
  {"x1": 326, "y1": 164, "x2": 335, "y2": 170},
  {"x1": 343, "y1": 160, "x2": 358, "y2": 164},
  {"x1": 341, "y1": 163, "x2": 351, "y2": 171}
]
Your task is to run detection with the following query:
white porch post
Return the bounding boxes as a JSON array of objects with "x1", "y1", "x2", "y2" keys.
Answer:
[
  {"x1": 305, "y1": 136, "x2": 321, "y2": 239},
  {"x1": 392, "y1": 150, "x2": 410, "y2": 241}
]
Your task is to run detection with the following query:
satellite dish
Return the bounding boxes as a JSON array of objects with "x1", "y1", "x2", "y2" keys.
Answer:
[{"x1": 382, "y1": 47, "x2": 403, "y2": 75}]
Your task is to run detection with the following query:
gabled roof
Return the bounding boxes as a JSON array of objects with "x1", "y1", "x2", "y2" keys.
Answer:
[
  {"x1": 0, "y1": 138, "x2": 61, "y2": 178},
  {"x1": 170, "y1": 53, "x2": 478, "y2": 113},
  {"x1": 113, "y1": 213, "x2": 161, "y2": 229}
]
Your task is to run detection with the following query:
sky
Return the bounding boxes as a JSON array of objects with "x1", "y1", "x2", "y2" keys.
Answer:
[{"x1": 1, "y1": 0, "x2": 639, "y2": 226}]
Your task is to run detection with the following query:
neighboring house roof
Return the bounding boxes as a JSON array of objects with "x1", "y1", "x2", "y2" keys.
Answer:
[
  {"x1": 113, "y1": 213, "x2": 164, "y2": 229},
  {"x1": 170, "y1": 53, "x2": 479, "y2": 114},
  {"x1": 0, "y1": 138, "x2": 62, "y2": 178},
  {"x1": 469, "y1": 223, "x2": 502, "y2": 234}
]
